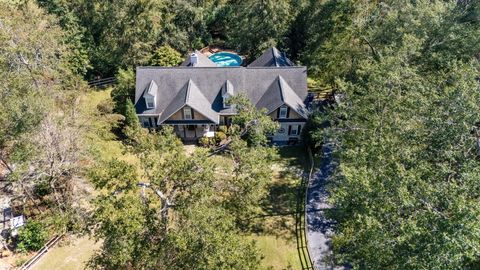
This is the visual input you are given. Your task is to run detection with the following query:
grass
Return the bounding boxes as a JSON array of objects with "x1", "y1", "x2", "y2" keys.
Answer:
[
  {"x1": 32, "y1": 237, "x2": 100, "y2": 270},
  {"x1": 249, "y1": 146, "x2": 308, "y2": 270},
  {"x1": 252, "y1": 235, "x2": 299, "y2": 270},
  {"x1": 78, "y1": 88, "x2": 138, "y2": 165}
]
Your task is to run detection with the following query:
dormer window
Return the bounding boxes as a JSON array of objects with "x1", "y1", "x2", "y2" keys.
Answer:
[
  {"x1": 183, "y1": 107, "x2": 192, "y2": 120},
  {"x1": 279, "y1": 106, "x2": 288, "y2": 119},
  {"x1": 222, "y1": 80, "x2": 234, "y2": 109},
  {"x1": 223, "y1": 96, "x2": 230, "y2": 109},
  {"x1": 145, "y1": 96, "x2": 155, "y2": 109},
  {"x1": 144, "y1": 80, "x2": 157, "y2": 109}
]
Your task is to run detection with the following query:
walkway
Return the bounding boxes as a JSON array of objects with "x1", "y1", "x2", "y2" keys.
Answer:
[{"x1": 305, "y1": 144, "x2": 344, "y2": 270}]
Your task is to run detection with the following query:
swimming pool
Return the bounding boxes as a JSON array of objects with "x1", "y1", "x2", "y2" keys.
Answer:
[{"x1": 209, "y1": 52, "x2": 243, "y2": 67}]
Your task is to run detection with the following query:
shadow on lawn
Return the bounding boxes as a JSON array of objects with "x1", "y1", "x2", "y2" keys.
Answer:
[{"x1": 247, "y1": 146, "x2": 307, "y2": 240}]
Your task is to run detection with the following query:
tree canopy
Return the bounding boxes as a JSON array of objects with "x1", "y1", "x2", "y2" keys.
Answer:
[
  {"x1": 2, "y1": 0, "x2": 480, "y2": 269},
  {"x1": 303, "y1": 1, "x2": 480, "y2": 268}
]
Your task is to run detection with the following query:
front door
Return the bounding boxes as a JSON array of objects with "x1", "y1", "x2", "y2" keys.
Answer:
[{"x1": 184, "y1": 125, "x2": 198, "y2": 138}]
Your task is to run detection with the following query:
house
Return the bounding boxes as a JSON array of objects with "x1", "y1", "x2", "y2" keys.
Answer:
[{"x1": 134, "y1": 47, "x2": 309, "y2": 143}]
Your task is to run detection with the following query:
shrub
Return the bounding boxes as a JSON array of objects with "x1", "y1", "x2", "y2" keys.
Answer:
[
  {"x1": 149, "y1": 45, "x2": 183, "y2": 67},
  {"x1": 16, "y1": 221, "x2": 47, "y2": 252},
  {"x1": 214, "y1": 131, "x2": 227, "y2": 143},
  {"x1": 34, "y1": 181, "x2": 53, "y2": 197},
  {"x1": 96, "y1": 99, "x2": 114, "y2": 115},
  {"x1": 218, "y1": 125, "x2": 228, "y2": 134},
  {"x1": 199, "y1": 137, "x2": 215, "y2": 147}
]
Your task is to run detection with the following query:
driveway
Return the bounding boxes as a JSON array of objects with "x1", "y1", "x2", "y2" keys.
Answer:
[{"x1": 306, "y1": 144, "x2": 345, "y2": 270}]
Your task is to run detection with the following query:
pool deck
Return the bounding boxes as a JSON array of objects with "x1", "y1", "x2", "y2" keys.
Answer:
[{"x1": 200, "y1": 46, "x2": 245, "y2": 65}]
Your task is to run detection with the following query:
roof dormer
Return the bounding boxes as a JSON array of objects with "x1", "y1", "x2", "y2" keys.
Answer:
[
  {"x1": 222, "y1": 80, "x2": 234, "y2": 108},
  {"x1": 143, "y1": 80, "x2": 157, "y2": 109}
]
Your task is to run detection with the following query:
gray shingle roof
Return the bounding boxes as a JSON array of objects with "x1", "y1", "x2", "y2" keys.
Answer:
[
  {"x1": 180, "y1": 50, "x2": 217, "y2": 67},
  {"x1": 248, "y1": 47, "x2": 294, "y2": 67},
  {"x1": 158, "y1": 79, "x2": 219, "y2": 124},
  {"x1": 256, "y1": 75, "x2": 308, "y2": 119},
  {"x1": 222, "y1": 80, "x2": 234, "y2": 97},
  {"x1": 144, "y1": 80, "x2": 157, "y2": 97},
  {"x1": 135, "y1": 66, "x2": 307, "y2": 121},
  {"x1": 278, "y1": 76, "x2": 309, "y2": 118}
]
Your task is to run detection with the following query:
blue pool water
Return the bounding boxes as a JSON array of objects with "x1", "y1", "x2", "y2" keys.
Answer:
[{"x1": 209, "y1": 52, "x2": 243, "y2": 67}]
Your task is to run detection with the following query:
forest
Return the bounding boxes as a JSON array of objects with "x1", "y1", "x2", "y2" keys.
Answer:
[{"x1": 1, "y1": 0, "x2": 480, "y2": 269}]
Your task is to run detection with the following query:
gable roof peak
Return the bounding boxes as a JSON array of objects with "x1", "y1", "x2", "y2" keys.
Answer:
[
  {"x1": 248, "y1": 47, "x2": 294, "y2": 67},
  {"x1": 158, "y1": 79, "x2": 219, "y2": 124},
  {"x1": 277, "y1": 75, "x2": 308, "y2": 119},
  {"x1": 144, "y1": 80, "x2": 158, "y2": 97}
]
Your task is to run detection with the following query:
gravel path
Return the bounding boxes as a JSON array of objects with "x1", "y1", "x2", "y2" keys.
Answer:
[{"x1": 306, "y1": 144, "x2": 345, "y2": 270}]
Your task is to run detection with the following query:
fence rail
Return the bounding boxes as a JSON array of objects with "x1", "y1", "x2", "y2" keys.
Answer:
[
  {"x1": 88, "y1": 77, "x2": 117, "y2": 88},
  {"x1": 295, "y1": 147, "x2": 315, "y2": 270},
  {"x1": 19, "y1": 234, "x2": 63, "y2": 270}
]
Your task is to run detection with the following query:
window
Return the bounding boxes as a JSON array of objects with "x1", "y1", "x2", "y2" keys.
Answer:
[
  {"x1": 289, "y1": 125, "x2": 298, "y2": 136},
  {"x1": 184, "y1": 107, "x2": 192, "y2": 120},
  {"x1": 289, "y1": 125, "x2": 301, "y2": 136},
  {"x1": 279, "y1": 106, "x2": 288, "y2": 119},
  {"x1": 223, "y1": 96, "x2": 230, "y2": 108},
  {"x1": 142, "y1": 118, "x2": 150, "y2": 128},
  {"x1": 145, "y1": 97, "x2": 155, "y2": 109}
]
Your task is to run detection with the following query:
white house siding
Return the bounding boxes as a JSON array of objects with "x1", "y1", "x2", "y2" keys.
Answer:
[{"x1": 272, "y1": 122, "x2": 304, "y2": 142}]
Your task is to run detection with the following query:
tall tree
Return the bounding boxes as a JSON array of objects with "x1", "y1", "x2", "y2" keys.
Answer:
[
  {"x1": 304, "y1": 1, "x2": 480, "y2": 268},
  {"x1": 227, "y1": 0, "x2": 294, "y2": 58},
  {"x1": 0, "y1": 1, "x2": 87, "y2": 230},
  {"x1": 88, "y1": 128, "x2": 261, "y2": 269}
]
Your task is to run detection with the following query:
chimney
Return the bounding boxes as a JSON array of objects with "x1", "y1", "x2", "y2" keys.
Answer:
[{"x1": 190, "y1": 53, "x2": 198, "y2": 67}]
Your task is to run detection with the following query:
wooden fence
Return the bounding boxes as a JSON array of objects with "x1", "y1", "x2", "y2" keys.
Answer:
[
  {"x1": 87, "y1": 77, "x2": 117, "y2": 88},
  {"x1": 295, "y1": 147, "x2": 315, "y2": 270}
]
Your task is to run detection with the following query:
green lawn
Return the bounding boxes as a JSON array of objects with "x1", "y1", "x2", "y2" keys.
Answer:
[
  {"x1": 32, "y1": 237, "x2": 100, "y2": 270},
  {"x1": 79, "y1": 88, "x2": 138, "y2": 165},
  {"x1": 252, "y1": 146, "x2": 307, "y2": 270}
]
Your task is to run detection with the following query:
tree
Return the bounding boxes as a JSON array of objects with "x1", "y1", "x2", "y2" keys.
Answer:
[
  {"x1": 16, "y1": 221, "x2": 47, "y2": 252},
  {"x1": 88, "y1": 128, "x2": 261, "y2": 269},
  {"x1": 304, "y1": 1, "x2": 480, "y2": 268},
  {"x1": 228, "y1": 94, "x2": 279, "y2": 146},
  {"x1": 149, "y1": 45, "x2": 183, "y2": 67},
  {"x1": 37, "y1": 0, "x2": 92, "y2": 76},
  {"x1": 111, "y1": 67, "x2": 135, "y2": 114},
  {"x1": 122, "y1": 99, "x2": 142, "y2": 143},
  {"x1": 227, "y1": 0, "x2": 294, "y2": 58},
  {"x1": 0, "y1": 1, "x2": 87, "y2": 234},
  {"x1": 224, "y1": 138, "x2": 277, "y2": 222}
]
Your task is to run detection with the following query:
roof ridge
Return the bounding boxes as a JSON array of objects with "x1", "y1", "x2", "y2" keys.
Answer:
[
  {"x1": 185, "y1": 79, "x2": 192, "y2": 103},
  {"x1": 278, "y1": 75, "x2": 285, "y2": 101},
  {"x1": 272, "y1": 48, "x2": 279, "y2": 67}
]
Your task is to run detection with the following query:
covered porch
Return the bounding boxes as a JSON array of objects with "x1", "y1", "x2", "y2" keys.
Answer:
[{"x1": 172, "y1": 124, "x2": 216, "y2": 141}]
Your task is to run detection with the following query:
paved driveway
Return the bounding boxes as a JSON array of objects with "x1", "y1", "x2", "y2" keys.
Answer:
[{"x1": 306, "y1": 144, "x2": 346, "y2": 270}]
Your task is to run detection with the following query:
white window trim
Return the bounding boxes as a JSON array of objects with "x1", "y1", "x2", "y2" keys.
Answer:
[
  {"x1": 223, "y1": 96, "x2": 230, "y2": 109},
  {"x1": 145, "y1": 96, "x2": 155, "y2": 109},
  {"x1": 183, "y1": 107, "x2": 192, "y2": 120},
  {"x1": 279, "y1": 106, "x2": 288, "y2": 119},
  {"x1": 290, "y1": 125, "x2": 298, "y2": 136}
]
